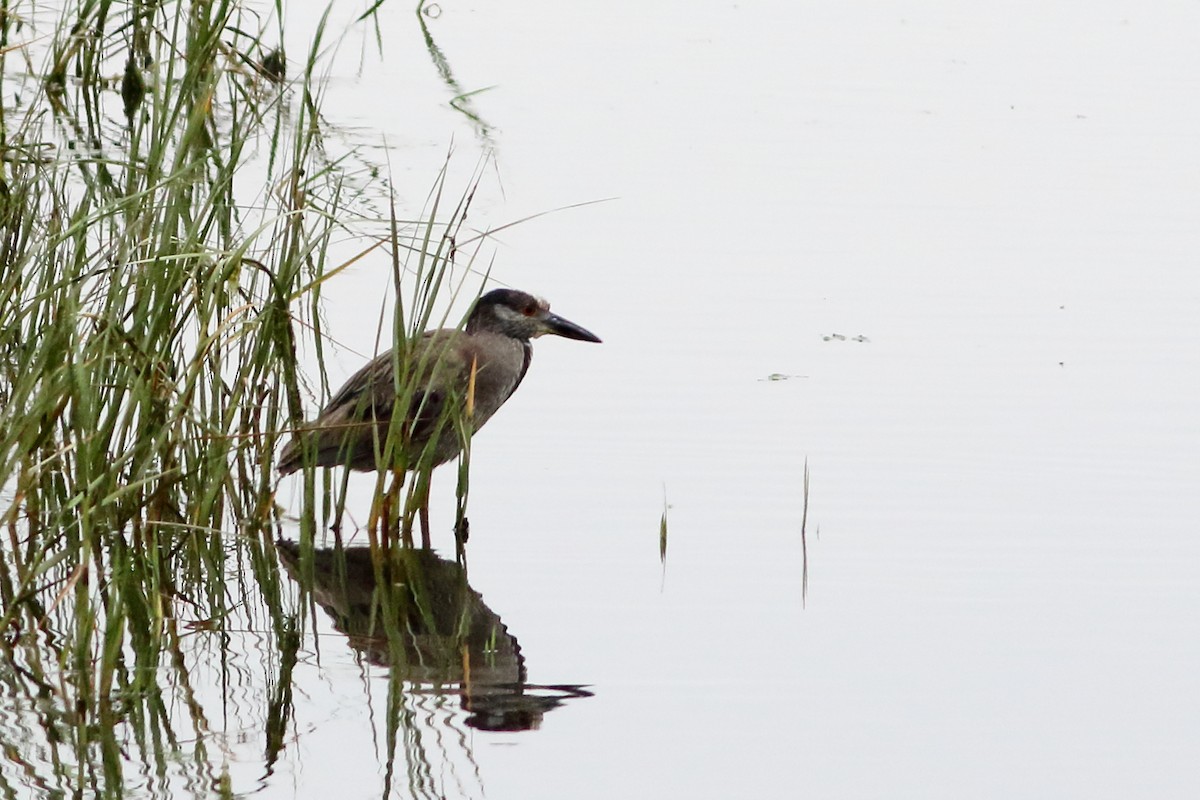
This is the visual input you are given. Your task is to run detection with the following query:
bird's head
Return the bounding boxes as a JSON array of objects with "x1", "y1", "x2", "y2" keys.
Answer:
[{"x1": 467, "y1": 289, "x2": 602, "y2": 343}]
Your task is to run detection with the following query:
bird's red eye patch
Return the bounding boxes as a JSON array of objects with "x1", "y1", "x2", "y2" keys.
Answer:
[{"x1": 522, "y1": 303, "x2": 538, "y2": 316}]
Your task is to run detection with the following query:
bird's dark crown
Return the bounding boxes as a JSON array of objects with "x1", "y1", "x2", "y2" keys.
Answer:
[
  {"x1": 465, "y1": 288, "x2": 601, "y2": 344},
  {"x1": 466, "y1": 289, "x2": 549, "y2": 338}
]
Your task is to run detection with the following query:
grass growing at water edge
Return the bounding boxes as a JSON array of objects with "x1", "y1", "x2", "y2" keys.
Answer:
[{"x1": 0, "y1": 2, "x2": 481, "y2": 795}]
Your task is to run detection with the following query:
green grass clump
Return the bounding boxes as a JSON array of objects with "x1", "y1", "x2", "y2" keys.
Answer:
[{"x1": 0, "y1": 1, "x2": 481, "y2": 795}]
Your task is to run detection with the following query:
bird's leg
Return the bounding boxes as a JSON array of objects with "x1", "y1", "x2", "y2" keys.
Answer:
[
  {"x1": 453, "y1": 453, "x2": 469, "y2": 554},
  {"x1": 332, "y1": 467, "x2": 352, "y2": 536},
  {"x1": 402, "y1": 469, "x2": 432, "y2": 549},
  {"x1": 368, "y1": 483, "x2": 384, "y2": 541},
  {"x1": 393, "y1": 468, "x2": 413, "y2": 548},
  {"x1": 453, "y1": 470, "x2": 470, "y2": 550},
  {"x1": 453, "y1": 424, "x2": 471, "y2": 556},
  {"x1": 419, "y1": 499, "x2": 431, "y2": 550},
  {"x1": 417, "y1": 470, "x2": 432, "y2": 549},
  {"x1": 454, "y1": 516, "x2": 469, "y2": 564}
]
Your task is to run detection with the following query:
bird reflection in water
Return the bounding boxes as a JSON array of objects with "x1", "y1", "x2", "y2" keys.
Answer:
[{"x1": 275, "y1": 540, "x2": 591, "y2": 731}]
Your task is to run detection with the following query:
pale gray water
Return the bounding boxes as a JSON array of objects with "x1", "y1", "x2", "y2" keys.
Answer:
[{"x1": 261, "y1": 2, "x2": 1200, "y2": 798}]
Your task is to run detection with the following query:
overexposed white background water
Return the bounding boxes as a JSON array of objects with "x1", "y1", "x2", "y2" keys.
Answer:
[{"x1": 268, "y1": 2, "x2": 1199, "y2": 797}]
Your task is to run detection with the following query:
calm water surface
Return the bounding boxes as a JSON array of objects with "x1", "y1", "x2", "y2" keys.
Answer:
[
  {"x1": 276, "y1": 2, "x2": 1198, "y2": 798},
  {"x1": 12, "y1": 1, "x2": 1199, "y2": 798}
]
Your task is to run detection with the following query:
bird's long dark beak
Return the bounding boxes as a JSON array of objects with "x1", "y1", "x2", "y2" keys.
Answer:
[{"x1": 543, "y1": 312, "x2": 602, "y2": 343}]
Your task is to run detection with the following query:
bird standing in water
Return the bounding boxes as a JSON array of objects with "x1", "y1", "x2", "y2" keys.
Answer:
[{"x1": 278, "y1": 288, "x2": 601, "y2": 544}]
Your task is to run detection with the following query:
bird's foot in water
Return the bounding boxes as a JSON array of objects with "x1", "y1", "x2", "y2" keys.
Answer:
[{"x1": 453, "y1": 516, "x2": 470, "y2": 563}]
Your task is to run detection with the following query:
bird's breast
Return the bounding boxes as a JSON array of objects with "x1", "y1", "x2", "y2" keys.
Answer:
[{"x1": 466, "y1": 334, "x2": 530, "y2": 427}]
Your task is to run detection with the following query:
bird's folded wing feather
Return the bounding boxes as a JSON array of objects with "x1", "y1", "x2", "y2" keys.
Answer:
[{"x1": 321, "y1": 331, "x2": 470, "y2": 426}]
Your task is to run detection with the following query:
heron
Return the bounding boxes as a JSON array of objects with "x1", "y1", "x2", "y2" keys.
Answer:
[{"x1": 278, "y1": 288, "x2": 601, "y2": 544}]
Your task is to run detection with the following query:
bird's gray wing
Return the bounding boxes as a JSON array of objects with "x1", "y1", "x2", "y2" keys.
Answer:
[
  {"x1": 403, "y1": 330, "x2": 470, "y2": 443},
  {"x1": 280, "y1": 331, "x2": 471, "y2": 472},
  {"x1": 277, "y1": 352, "x2": 401, "y2": 472},
  {"x1": 320, "y1": 350, "x2": 397, "y2": 419}
]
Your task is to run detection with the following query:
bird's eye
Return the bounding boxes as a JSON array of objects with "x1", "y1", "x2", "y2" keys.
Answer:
[{"x1": 522, "y1": 304, "x2": 538, "y2": 316}]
